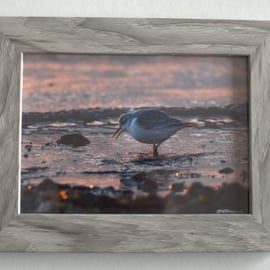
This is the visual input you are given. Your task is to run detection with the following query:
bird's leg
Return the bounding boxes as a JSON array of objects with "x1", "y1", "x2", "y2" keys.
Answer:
[
  {"x1": 153, "y1": 141, "x2": 165, "y2": 156},
  {"x1": 153, "y1": 144, "x2": 159, "y2": 156}
]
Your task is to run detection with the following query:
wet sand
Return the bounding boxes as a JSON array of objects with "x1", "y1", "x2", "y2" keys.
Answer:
[{"x1": 21, "y1": 106, "x2": 249, "y2": 213}]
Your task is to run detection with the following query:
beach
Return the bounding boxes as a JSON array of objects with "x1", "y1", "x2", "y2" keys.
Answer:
[{"x1": 21, "y1": 54, "x2": 249, "y2": 213}]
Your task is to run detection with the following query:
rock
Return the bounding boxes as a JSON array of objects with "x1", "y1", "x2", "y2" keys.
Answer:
[
  {"x1": 116, "y1": 189, "x2": 134, "y2": 199},
  {"x1": 171, "y1": 182, "x2": 185, "y2": 193},
  {"x1": 45, "y1": 142, "x2": 54, "y2": 146},
  {"x1": 132, "y1": 172, "x2": 148, "y2": 183},
  {"x1": 102, "y1": 186, "x2": 116, "y2": 197},
  {"x1": 138, "y1": 180, "x2": 158, "y2": 194},
  {"x1": 56, "y1": 134, "x2": 90, "y2": 147},
  {"x1": 219, "y1": 167, "x2": 234, "y2": 174},
  {"x1": 37, "y1": 178, "x2": 59, "y2": 192},
  {"x1": 190, "y1": 173, "x2": 201, "y2": 178},
  {"x1": 89, "y1": 186, "x2": 102, "y2": 195},
  {"x1": 186, "y1": 182, "x2": 204, "y2": 197},
  {"x1": 21, "y1": 186, "x2": 40, "y2": 213},
  {"x1": 120, "y1": 178, "x2": 138, "y2": 187},
  {"x1": 25, "y1": 144, "x2": 32, "y2": 152},
  {"x1": 76, "y1": 193, "x2": 96, "y2": 208},
  {"x1": 187, "y1": 182, "x2": 215, "y2": 202},
  {"x1": 130, "y1": 194, "x2": 164, "y2": 213},
  {"x1": 20, "y1": 176, "x2": 249, "y2": 213},
  {"x1": 131, "y1": 172, "x2": 159, "y2": 194},
  {"x1": 218, "y1": 183, "x2": 249, "y2": 212}
]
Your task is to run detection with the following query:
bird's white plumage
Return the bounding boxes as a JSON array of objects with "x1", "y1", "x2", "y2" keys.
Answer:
[
  {"x1": 116, "y1": 109, "x2": 193, "y2": 145},
  {"x1": 126, "y1": 116, "x2": 176, "y2": 144}
]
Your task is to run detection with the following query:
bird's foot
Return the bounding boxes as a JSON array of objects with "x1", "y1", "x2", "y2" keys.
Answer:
[{"x1": 153, "y1": 144, "x2": 159, "y2": 157}]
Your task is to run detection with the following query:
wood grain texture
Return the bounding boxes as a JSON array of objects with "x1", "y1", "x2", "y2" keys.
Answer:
[
  {"x1": 0, "y1": 214, "x2": 270, "y2": 252},
  {"x1": 0, "y1": 17, "x2": 270, "y2": 252},
  {"x1": 0, "y1": 18, "x2": 270, "y2": 55},
  {"x1": 0, "y1": 34, "x2": 20, "y2": 231},
  {"x1": 250, "y1": 35, "x2": 270, "y2": 229}
]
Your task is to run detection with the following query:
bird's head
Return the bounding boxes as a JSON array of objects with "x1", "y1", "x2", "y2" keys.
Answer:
[{"x1": 112, "y1": 113, "x2": 132, "y2": 139}]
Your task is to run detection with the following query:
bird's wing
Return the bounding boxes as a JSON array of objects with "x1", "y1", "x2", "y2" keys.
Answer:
[{"x1": 134, "y1": 109, "x2": 171, "y2": 129}]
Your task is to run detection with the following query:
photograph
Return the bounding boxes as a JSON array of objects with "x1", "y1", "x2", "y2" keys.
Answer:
[{"x1": 21, "y1": 54, "x2": 249, "y2": 214}]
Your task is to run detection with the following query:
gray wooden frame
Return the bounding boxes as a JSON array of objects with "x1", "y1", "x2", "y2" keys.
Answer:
[{"x1": 0, "y1": 17, "x2": 269, "y2": 252}]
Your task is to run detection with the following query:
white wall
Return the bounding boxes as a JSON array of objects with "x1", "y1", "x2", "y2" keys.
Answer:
[
  {"x1": 1, "y1": 0, "x2": 270, "y2": 20},
  {"x1": 1, "y1": 1, "x2": 270, "y2": 269},
  {"x1": 1, "y1": 253, "x2": 270, "y2": 270}
]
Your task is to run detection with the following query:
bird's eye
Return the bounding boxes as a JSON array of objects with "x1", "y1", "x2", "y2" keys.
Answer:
[{"x1": 119, "y1": 114, "x2": 126, "y2": 123}]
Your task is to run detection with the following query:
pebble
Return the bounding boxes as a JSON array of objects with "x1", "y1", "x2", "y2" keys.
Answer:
[
  {"x1": 25, "y1": 144, "x2": 32, "y2": 152},
  {"x1": 56, "y1": 134, "x2": 90, "y2": 147},
  {"x1": 219, "y1": 167, "x2": 234, "y2": 174},
  {"x1": 138, "y1": 180, "x2": 158, "y2": 194}
]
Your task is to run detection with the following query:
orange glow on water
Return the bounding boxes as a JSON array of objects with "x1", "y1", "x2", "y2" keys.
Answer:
[
  {"x1": 197, "y1": 194, "x2": 205, "y2": 202},
  {"x1": 59, "y1": 190, "x2": 68, "y2": 200},
  {"x1": 72, "y1": 190, "x2": 79, "y2": 199}
]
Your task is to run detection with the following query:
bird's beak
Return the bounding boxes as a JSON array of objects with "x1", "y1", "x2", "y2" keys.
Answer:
[
  {"x1": 113, "y1": 127, "x2": 124, "y2": 139},
  {"x1": 184, "y1": 122, "x2": 197, "y2": 128}
]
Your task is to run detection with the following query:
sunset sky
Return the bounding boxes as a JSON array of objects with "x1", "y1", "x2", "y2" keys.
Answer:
[{"x1": 23, "y1": 54, "x2": 248, "y2": 112}]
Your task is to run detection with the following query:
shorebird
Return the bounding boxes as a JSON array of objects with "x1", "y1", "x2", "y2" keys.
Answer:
[{"x1": 113, "y1": 109, "x2": 196, "y2": 156}]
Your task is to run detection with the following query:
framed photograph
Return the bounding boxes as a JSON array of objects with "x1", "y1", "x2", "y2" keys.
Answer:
[
  {"x1": 0, "y1": 17, "x2": 270, "y2": 252},
  {"x1": 21, "y1": 54, "x2": 249, "y2": 215}
]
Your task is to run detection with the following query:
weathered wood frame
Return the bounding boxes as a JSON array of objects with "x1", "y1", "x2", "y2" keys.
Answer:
[{"x1": 0, "y1": 17, "x2": 270, "y2": 252}]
